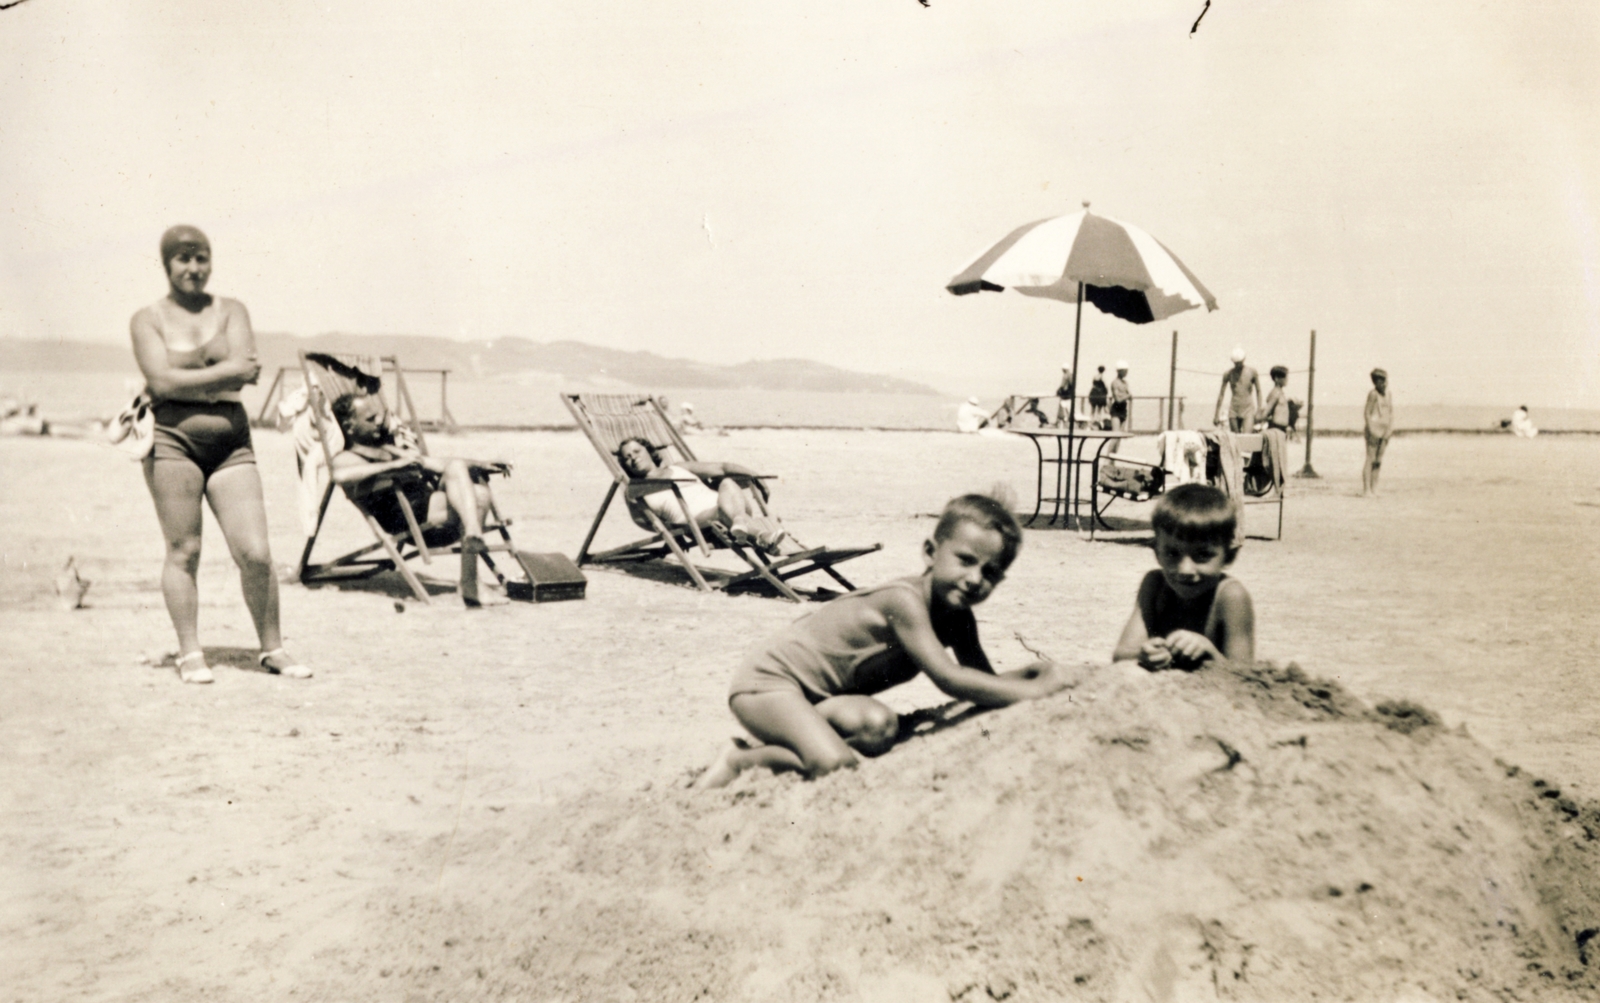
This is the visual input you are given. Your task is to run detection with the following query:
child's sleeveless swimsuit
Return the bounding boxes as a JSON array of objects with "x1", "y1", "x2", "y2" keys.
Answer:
[
  {"x1": 1143, "y1": 572, "x2": 1229, "y2": 670},
  {"x1": 148, "y1": 305, "x2": 254, "y2": 478},
  {"x1": 729, "y1": 579, "x2": 931, "y2": 704}
]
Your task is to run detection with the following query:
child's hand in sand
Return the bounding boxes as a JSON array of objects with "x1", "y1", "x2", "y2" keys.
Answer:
[
  {"x1": 1164, "y1": 630, "x2": 1220, "y2": 666},
  {"x1": 1138, "y1": 638, "x2": 1173, "y2": 671},
  {"x1": 1006, "y1": 659, "x2": 1070, "y2": 696}
]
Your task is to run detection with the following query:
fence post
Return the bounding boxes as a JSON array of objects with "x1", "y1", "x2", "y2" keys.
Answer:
[
  {"x1": 1296, "y1": 329, "x2": 1319, "y2": 478},
  {"x1": 1168, "y1": 330, "x2": 1179, "y2": 430}
]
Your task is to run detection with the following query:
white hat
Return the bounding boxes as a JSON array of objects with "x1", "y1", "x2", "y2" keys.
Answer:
[
  {"x1": 682, "y1": 402, "x2": 695, "y2": 411},
  {"x1": 1230, "y1": 346, "x2": 1246, "y2": 363},
  {"x1": 1115, "y1": 359, "x2": 1128, "y2": 371},
  {"x1": 1062, "y1": 362, "x2": 1073, "y2": 370},
  {"x1": 967, "y1": 396, "x2": 980, "y2": 405}
]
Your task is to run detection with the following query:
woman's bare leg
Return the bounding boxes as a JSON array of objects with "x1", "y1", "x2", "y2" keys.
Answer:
[
  {"x1": 143, "y1": 457, "x2": 207, "y2": 657},
  {"x1": 711, "y1": 480, "x2": 784, "y2": 551},
  {"x1": 205, "y1": 463, "x2": 284, "y2": 652}
]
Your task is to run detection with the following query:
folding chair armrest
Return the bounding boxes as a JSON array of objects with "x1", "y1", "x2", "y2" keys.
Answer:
[
  {"x1": 623, "y1": 476, "x2": 700, "y2": 501},
  {"x1": 1101, "y1": 456, "x2": 1158, "y2": 473},
  {"x1": 713, "y1": 472, "x2": 775, "y2": 500},
  {"x1": 336, "y1": 463, "x2": 429, "y2": 499}
]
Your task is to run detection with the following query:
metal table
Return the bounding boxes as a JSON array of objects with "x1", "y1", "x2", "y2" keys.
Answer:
[{"x1": 1008, "y1": 428, "x2": 1132, "y2": 528}]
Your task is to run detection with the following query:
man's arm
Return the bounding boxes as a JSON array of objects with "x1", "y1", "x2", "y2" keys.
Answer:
[
  {"x1": 330, "y1": 450, "x2": 423, "y2": 486},
  {"x1": 1214, "y1": 375, "x2": 1229, "y2": 424}
]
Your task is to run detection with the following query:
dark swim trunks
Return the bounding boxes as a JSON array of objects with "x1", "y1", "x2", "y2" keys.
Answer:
[
  {"x1": 150, "y1": 400, "x2": 255, "y2": 478},
  {"x1": 362, "y1": 476, "x2": 441, "y2": 536}
]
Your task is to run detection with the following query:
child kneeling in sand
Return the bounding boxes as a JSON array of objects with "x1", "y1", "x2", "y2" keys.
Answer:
[
  {"x1": 696, "y1": 493, "x2": 1070, "y2": 789},
  {"x1": 1113, "y1": 484, "x2": 1255, "y2": 671}
]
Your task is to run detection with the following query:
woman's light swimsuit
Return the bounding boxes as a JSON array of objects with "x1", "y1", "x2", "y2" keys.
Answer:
[
  {"x1": 640, "y1": 465, "x2": 721, "y2": 523},
  {"x1": 729, "y1": 579, "x2": 980, "y2": 704},
  {"x1": 148, "y1": 306, "x2": 254, "y2": 478}
]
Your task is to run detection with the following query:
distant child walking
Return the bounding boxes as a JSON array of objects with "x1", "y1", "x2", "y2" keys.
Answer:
[
  {"x1": 1362, "y1": 368, "x2": 1393, "y2": 497},
  {"x1": 1113, "y1": 484, "x2": 1255, "y2": 671},
  {"x1": 695, "y1": 493, "x2": 1069, "y2": 788}
]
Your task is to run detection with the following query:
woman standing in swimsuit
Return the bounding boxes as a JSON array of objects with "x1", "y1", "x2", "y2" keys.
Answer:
[{"x1": 130, "y1": 225, "x2": 310, "y2": 683}]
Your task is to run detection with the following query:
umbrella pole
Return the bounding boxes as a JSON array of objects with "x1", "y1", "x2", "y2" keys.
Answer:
[{"x1": 1068, "y1": 284, "x2": 1083, "y2": 526}]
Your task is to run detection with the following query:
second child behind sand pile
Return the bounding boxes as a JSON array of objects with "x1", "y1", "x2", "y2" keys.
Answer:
[
  {"x1": 1113, "y1": 484, "x2": 1256, "y2": 671},
  {"x1": 696, "y1": 494, "x2": 1070, "y2": 789}
]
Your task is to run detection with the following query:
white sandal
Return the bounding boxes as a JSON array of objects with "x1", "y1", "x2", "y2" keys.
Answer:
[
  {"x1": 259, "y1": 648, "x2": 313, "y2": 679},
  {"x1": 175, "y1": 651, "x2": 214, "y2": 685}
]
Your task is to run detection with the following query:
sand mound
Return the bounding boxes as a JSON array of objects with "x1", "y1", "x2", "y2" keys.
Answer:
[{"x1": 337, "y1": 663, "x2": 1599, "y2": 1002}]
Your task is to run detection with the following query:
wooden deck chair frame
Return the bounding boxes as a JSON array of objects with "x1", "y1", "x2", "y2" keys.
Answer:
[
  {"x1": 561, "y1": 393, "x2": 881, "y2": 602},
  {"x1": 295, "y1": 351, "x2": 520, "y2": 603}
]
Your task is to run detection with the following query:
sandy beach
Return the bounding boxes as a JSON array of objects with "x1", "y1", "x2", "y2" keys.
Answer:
[{"x1": 3, "y1": 427, "x2": 1599, "y2": 1001}]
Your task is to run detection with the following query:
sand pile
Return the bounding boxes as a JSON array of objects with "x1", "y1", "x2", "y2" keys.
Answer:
[{"x1": 328, "y1": 663, "x2": 1599, "y2": 1002}]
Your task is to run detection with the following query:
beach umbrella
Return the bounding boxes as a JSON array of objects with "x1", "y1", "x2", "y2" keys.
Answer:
[
  {"x1": 947, "y1": 204, "x2": 1217, "y2": 424},
  {"x1": 947, "y1": 205, "x2": 1217, "y2": 524}
]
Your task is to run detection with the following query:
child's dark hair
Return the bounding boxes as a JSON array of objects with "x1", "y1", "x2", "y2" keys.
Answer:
[
  {"x1": 1151, "y1": 484, "x2": 1237, "y2": 552},
  {"x1": 934, "y1": 493, "x2": 1023, "y2": 569},
  {"x1": 615, "y1": 436, "x2": 665, "y2": 468},
  {"x1": 1269, "y1": 365, "x2": 1288, "y2": 380}
]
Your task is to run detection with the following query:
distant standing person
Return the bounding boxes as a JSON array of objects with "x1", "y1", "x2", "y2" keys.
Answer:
[
  {"x1": 1109, "y1": 361, "x2": 1132, "y2": 432},
  {"x1": 1214, "y1": 347, "x2": 1261, "y2": 432},
  {"x1": 1362, "y1": 368, "x2": 1393, "y2": 497},
  {"x1": 1087, "y1": 366, "x2": 1109, "y2": 428},
  {"x1": 130, "y1": 225, "x2": 310, "y2": 684},
  {"x1": 1054, "y1": 364, "x2": 1075, "y2": 427},
  {"x1": 1261, "y1": 366, "x2": 1292, "y2": 432}
]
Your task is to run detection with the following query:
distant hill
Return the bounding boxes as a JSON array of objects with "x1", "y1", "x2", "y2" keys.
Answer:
[{"x1": 0, "y1": 333, "x2": 940, "y2": 396}]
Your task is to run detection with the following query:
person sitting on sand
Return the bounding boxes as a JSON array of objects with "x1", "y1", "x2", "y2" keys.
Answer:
[
  {"x1": 330, "y1": 391, "x2": 513, "y2": 607},
  {"x1": 955, "y1": 396, "x2": 990, "y2": 433},
  {"x1": 695, "y1": 493, "x2": 1070, "y2": 789},
  {"x1": 615, "y1": 436, "x2": 788, "y2": 553},
  {"x1": 1113, "y1": 484, "x2": 1255, "y2": 671}
]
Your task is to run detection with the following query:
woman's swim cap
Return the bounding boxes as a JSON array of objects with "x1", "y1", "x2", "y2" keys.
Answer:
[{"x1": 160, "y1": 225, "x2": 210, "y2": 266}]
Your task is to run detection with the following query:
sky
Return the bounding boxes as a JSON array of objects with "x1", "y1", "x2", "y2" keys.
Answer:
[{"x1": 2, "y1": 0, "x2": 1598, "y2": 406}]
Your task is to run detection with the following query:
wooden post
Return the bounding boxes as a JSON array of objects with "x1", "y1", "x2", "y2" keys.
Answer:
[
  {"x1": 439, "y1": 370, "x2": 458, "y2": 432},
  {"x1": 252, "y1": 366, "x2": 288, "y2": 427},
  {"x1": 1167, "y1": 330, "x2": 1179, "y2": 430},
  {"x1": 1296, "y1": 329, "x2": 1320, "y2": 478}
]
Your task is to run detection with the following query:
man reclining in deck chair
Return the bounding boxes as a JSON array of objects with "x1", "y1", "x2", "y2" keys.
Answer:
[
  {"x1": 615, "y1": 436, "x2": 789, "y2": 555},
  {"x1": 329, "y1": 390, "x2": 513, "y2": 606}
]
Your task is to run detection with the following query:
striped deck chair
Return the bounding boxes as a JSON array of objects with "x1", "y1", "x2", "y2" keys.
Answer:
[
  {"x1": 562, "y1": 392, "x2": 881, "y2": 602},
  {"x1": 296, "y1": 351, "x2": 523, "y2": 603}
]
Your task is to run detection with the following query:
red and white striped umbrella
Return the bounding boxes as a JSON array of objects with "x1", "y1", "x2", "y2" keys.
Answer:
[{"x1": 947, "y1": 206, "x2": 1217, "y2": 323}]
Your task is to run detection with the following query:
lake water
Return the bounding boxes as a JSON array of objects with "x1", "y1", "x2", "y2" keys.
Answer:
[{"x1": 6, "y1": 367, "x2": 1600, "y2": 434}]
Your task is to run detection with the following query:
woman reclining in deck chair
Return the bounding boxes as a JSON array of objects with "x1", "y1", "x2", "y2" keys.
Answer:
[
  {"x1": 329, "y1": 391, "x2": 512, "y2": 606},
  {"x1": 615, "y1": 437, "x2": 788, "y2": 554}
]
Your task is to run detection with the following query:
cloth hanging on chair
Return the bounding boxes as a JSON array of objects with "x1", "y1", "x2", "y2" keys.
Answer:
[
  {"x1": 1157, "y1": 430, "x2": 1208, "y2": 486},
  {"x1": 1202, "y1": 431, "x2": 1247, "y2": 547}
]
